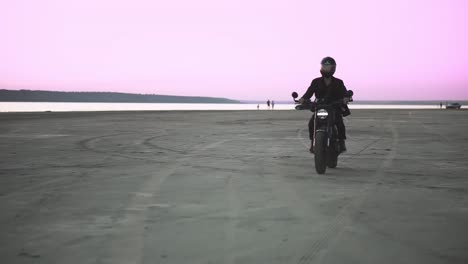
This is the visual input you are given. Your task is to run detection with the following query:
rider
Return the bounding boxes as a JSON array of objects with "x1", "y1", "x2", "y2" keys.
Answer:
[{"x1": 299, "y1": 57, "x2": 349, "y2": 153}]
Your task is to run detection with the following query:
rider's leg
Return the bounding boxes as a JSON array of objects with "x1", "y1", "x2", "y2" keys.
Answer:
[
  {"x1": 308, "y1": 114, "x2": 315, "y2": 153},
  {"x1": 335, "y1": 113, "x2": 347, "y2": 151}
]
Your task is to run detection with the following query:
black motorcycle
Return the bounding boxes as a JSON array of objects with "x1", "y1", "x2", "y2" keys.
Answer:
[{"x1": 292, "y1": 91, "x2": 353, "y2": 174}]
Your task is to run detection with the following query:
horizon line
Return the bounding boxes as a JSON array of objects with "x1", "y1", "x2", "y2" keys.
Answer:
[{"x1": 1, "y1": 88, "x2": 467, "y2": 102}]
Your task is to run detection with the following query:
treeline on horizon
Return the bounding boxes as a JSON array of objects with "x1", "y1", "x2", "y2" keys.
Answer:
[{"x1": 0, "y1": 89, "x2": 240, "y2": 104}]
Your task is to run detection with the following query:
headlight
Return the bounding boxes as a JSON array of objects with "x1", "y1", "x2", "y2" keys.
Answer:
[{"x1": 316, "y1": 109, "x2": 328, "y2": 119}]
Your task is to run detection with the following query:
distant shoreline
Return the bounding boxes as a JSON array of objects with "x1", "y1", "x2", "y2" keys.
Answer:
[
  {"x1": 0, "y1": 89, "x2": 240, "y2": 104},
  {"x1": 2, "y1": 101, "x2": 466, "y2": 105},
  {"x1": 0, "y1": 102, "x2": 466, "y2": 112},
  {"x1": 242, "y1": 100, "x2": 468, "y2": 105},
  {"x1": 0, "y1": 108, "x2": 466, "y2": 116},
  {"x1": 1, "y1": 89, "x2": 465, "y2": 105}
]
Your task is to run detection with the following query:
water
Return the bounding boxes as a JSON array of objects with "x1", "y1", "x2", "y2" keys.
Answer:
[{"x1": 0, "y1": 102, "x2": 464, "y2": 112}]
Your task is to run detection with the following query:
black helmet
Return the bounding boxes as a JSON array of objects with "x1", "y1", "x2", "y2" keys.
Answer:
[
  {"x1": 321, "y1": 57, "x2": 336, "y2": 66},
  {"x1": 320, "y1": 57, "x2": 336, "y2": 77}
]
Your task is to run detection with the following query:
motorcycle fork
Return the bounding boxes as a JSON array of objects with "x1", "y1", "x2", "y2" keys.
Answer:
[
  {"x1": 327, "y1": 112, "x2": 336, "y2": 144},
  {"x1": 313, "y1": 114, "x2": 317, "y2": 147}
]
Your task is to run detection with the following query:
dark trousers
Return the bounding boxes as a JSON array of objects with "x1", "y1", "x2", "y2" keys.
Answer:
[{"x1": 308, "y1": 113, "x2": 346, "y2": 141}]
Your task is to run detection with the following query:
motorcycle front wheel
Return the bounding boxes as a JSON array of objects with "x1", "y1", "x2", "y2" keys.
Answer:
[{"x1": 314, "y1": 131, "x2": 327, "y2": 174}]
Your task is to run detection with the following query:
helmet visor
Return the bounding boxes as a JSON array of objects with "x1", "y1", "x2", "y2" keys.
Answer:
[{"x1": 320, "y1": 64, "x2": 335, "y2": 72}]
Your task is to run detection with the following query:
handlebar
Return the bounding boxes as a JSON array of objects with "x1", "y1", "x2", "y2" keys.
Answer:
[
  {"x1": 292, "y1": 90, "x2": 354, "y2": 111},
  {"x1": 294, "y1": 98, "x2": 350, "y2": 111}
]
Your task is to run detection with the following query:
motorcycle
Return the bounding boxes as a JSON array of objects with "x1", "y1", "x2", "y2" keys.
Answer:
[{"x1": 291, "y1": 90, "x2": 354, "y2": 174}]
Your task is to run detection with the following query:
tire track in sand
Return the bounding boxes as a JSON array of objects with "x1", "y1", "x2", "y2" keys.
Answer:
[
  {"x1": 97, "y1": 136, "x2": 233, "y2": 264},
  {"x1": 296, "y1": 119, "x2": 399, "y2": 264}
]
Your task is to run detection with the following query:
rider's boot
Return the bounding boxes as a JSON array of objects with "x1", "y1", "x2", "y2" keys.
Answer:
[{"x1": 339, "y1": 139, "x2": 347, "y2": 152}]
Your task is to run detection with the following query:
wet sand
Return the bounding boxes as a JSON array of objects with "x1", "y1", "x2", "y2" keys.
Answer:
[{"x1": 0, "y1": 109, "x2": 467, "y2": 264}]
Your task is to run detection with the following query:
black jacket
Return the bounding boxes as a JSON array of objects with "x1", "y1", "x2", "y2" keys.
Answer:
[
  {"x1": 301, "y1": 76, "x2": 351, "y2": 116},
  {"x1": 301, "y1": 76, "x2": 347, "y2": 101}
]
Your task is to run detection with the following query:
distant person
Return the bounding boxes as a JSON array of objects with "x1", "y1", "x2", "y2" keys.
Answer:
[
  {"x1": 440, "y1": 102, "x2": 443, "y2": 109},
  {"x1": 272, "y1": 100, "x2": 275, "y2": 109},
  {"x1": 257, "y1": 104, "x2": 259, "y2": 110},
  {"x1": 267, "y1": 99, "x2": 271, "y2": 109}
]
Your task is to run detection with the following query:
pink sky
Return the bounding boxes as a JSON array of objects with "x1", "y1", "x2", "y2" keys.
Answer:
[{"x1": 1, "y1": 0, "x2": 467, "y2": 100}]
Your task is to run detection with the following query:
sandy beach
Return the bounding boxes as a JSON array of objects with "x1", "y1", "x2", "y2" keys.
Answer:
[{"x1": 0, "y1": 109, "x2": 467, "y2": 264}]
